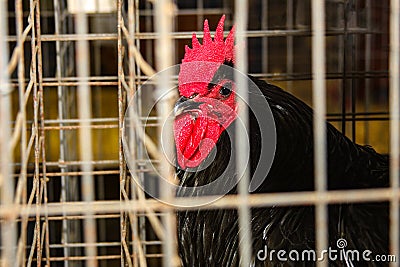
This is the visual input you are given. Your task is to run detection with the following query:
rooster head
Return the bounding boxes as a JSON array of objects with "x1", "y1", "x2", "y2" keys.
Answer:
[{"x1": 174, "y1": 15, "x2": 237, "y2": 169}]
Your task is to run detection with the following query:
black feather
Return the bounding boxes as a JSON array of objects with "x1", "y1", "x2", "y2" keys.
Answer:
[{"x1": 176, "y1": 75, "x2": 389, "y2": 266}]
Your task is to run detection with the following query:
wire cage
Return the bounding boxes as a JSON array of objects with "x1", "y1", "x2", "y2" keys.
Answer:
[{"x1": 0, "y1": 0, "x2": 398, "y2": 266}]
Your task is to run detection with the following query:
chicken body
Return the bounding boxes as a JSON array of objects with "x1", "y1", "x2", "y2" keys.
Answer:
[{"x1": 176, "y1": 77, "x2": 389, "y2": 267}]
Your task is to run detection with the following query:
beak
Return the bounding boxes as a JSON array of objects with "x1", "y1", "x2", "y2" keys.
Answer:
[{"x1": 174, "y1": 96, "x2": 204, "y2": 116}]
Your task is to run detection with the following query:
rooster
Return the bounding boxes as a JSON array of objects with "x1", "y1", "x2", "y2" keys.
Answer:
[{"x1": 174, "y1": 15, "x2": 389, "y2": 266}]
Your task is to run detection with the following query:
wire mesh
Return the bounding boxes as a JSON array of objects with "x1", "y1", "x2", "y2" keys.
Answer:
[{"x1": 0, "y1": 0, "x2": 398, "y2": 266}]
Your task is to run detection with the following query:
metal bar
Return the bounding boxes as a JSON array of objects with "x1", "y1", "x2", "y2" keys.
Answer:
[
  {"x1": 196, "y1": 0, "x2": 204, "y2": 33},
  {"x1": 0, "y1": 0, "x2": 17, "y2": 266},
  {"x1": 34, "y1": 255, "x2": 123, "y2": 261},
  {"x1": 341, "y1": 2, "x2": 348, "y2": 135},
  {"x1": 131, "y1": 28, "x2": 374, "y2": 39},
  {"x1": 234, "y1": 1, "x2": 252, "y2": 266},
  {"x1": 74, "y1": 8, "x2": 98, "y2": 267},
  {"x1": 364, "y1": 0, "x2": 372, "y2": 144},
  {"x1": 139, "y1": 8, "x2": 237, "y2": 17},
  {"x1": 286, "y1": 0, "x2": 294, "y2": 92},
  {"x1": 43, "y1": 75, "x2": 118, "y2": 81},
  {"x1": 326, "y1": 117, "x2": 392, "y2": 122},
  {"x1": 5, "y1": 28, "x2": 379, "y2": 42},
  {"x1": 389, "y1": 0, "x2": 400, "y2": 265},
  {"x1": 11, "y1": 213, "x2": 121, "y2": 222},
  {"x1": 21, "y1": 33, "x2": 118, "y2": 41},
  {"x1": 153, "y1": 1, "x2": 178, "y2": 266},
  {"x1": 35, "y1": 1, "x2": 51, "y2": 265},
  {"x1": 10, "y1": 169, "x2": 126, "y2": 178},
  {"x1": 135, "y1": 2, "x2": 151, "y2": 260},
  {"x1": 45, "y1": 159, "x2": 119, "y2": 166},
  {"x1": 117, "y1": 0, "x2": 130, "y2": 266},
  {"x1": 15, "y1": 0, "x2": 28, "y2": 265},
  {"x1": 261, "y1": 0, "x2": 268, "y2": 73},
  {"x1": 1, "y1": 188, "x2": 399, "y2": 218},
  {"x1": 312, "y1": 1, "x2": 328, "y2": 266},
  {"x1": 42, "y1": 124, "x2": 118, "y2": 130},
  {"x1": 350, "y1": 0, "x2": 356, "y2": 142},
  {"x1": 126, "y1": 0, "x2": 144, "y2": 265},
  {"x1": 11, "y1": 241, "x2": 131, "y2": 252},
  {"x1": 91, "y1": 10, "x2": 105, "y2": 241},
  {"x1": 44, "y1": 117, "x2": 119, "y2": 124},
  {"x1": 43, "y1": 70, "x2": 383, "y2": 85},
  {"x1": 29, "y1": 0, "x2": 42, "y2": 265},
  {"x1": 41, "y1": 81, "x2": 119, "y2": 86},
  {"x1": 18, "y1": 113, "x2": 400, "y2": 130},
  {"x1": 4, "y1": 69, "x2": 390, "y2": 87}
]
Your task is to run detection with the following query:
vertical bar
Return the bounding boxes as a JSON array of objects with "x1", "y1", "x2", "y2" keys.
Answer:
[
  {"x1": 154, "y1": 1, "x2": 178, "y2": 266},
  {"x1": 117, "y1": 1, "x2": 125, "y2": 266},
  {"x1": 74, "y1": 9, "x2": 98, "y2": 267},
  {"x1": 126, "y1": 0, "x2": 149, "y2": 261},
  {"x1": 222, "y1": 0, "x2": 231, "y2": 22},
  {"x1": 144, "y1": 1, "x2": 153, "y2": 67},
  {"x1": 0, "y1": 0, "x2": 17, "y2": 266},
  {"x1": 341, "y1": 2, "x2": 348, "y2": 135},
  {"x1": 389, "y1": 0, "x2": 399, "y2": 265},
  {"x1": 261, "y1": 0, "x2": 268, "y2": 74},
  {"x1": 53, "y1": 0, "x2": 70, "y2": 265},
  {"x1": 136, "y1": 0, "x2": 149, "y2": 261},
  {"x1": 286, "y1": 0, "x2": 293, "y2": 92},
  {"x1": 382, "y1": 1, "x2": 389, "y2": 74},
  {"x1": 128, "y1": 0, "x2": 137, "y2": 101},
  {"x1": 127, "y1": 0, "x2": 142, "y2": 265},
  {"x1": 197, "y1": 0, "x2": 204, "y2": 31},
  {"x1": 35, "y1": 1, "x2": 50, "y2": 265},
  {"x1": 350, "y1": 0, "x2": 356, "y2": 142},
  {"x1": 117, "y1": 0, "x2": 130, "y2": 266},
  {"x1": 92, "y1": 8, "x2": 106, "y2": 263},
  {"x1": 15, "y1": 0, "x2": 27, "y2": 265},
  {"x1": 29, "y1": 0, "x2": 42, "y2": 264},
  {"x1": 16, "y1": 0, "x2": 26, "y2": 203},
  {"x1": 234, "y1": 1, "x2": 252, "y2": 266},
  {"x1": 311, "y1": 1, "x2": 328, "y2": 266},
  {"x1": 364, "y1": 0, "x2": 372, "y2": 144},
  {"x1": 336, "y1": 2, "x2": 343, "y2": 129}
]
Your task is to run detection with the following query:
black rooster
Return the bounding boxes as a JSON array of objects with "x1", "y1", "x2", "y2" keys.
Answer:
[{"x1": 174, "y1": 16, "x2": 389, "y2": 266}]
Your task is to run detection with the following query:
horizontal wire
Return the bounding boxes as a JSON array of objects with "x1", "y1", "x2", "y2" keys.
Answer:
[
  {"x1": 4, "y1": 70, "x2": 388, "y2": 90},
  {"x1": 42, "y1": 124, "x2": 118, "y2": 130},
  {"x1": 0, "y1": 188, "x2": 397, "y2": 218},
  {"x1": 30, "y1": 254, "x2": 165, "y2": 262},
  {"x1": 5, "y1": 28, "x2": 378, "y2": 43}
]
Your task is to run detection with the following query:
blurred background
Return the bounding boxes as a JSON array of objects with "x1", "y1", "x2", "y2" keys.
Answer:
[{"x1": 1, "y1": 0, "x2": 391, "y2": 266}]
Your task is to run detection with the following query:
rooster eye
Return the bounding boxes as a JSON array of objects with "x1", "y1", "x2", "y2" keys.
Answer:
[
  {"x1": 219, "y1": 86, "x2": 232, "y2": 97},
  {"x1": 189, "y1": 93, "x2": 198, "y2": 99}
]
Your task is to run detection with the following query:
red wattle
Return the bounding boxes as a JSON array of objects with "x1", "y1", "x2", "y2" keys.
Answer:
[
  {"x1": 183, "y1": 115, "x2": 208, "y2": 159},
  {"x1": 174, "y1": 113, "x2": 193, "y2": 153},
  {"x1": 185, "y1": 138, "x2": 216, "y2": 168},
  {"x1": 174, "y1": 113, "x2": 222, "y2": 169}
]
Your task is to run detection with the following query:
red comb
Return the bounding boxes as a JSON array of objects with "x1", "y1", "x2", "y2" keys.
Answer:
[
  {"x1": 182, "y1": 15, "x2": 235, "y2": 64},
  {"x1": 179, "y1": 15, "x2": 236, "y2": 97}
]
